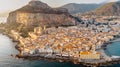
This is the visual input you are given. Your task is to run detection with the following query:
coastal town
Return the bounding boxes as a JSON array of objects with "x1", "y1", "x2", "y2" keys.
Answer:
[
  {"x1": 10, "y1": 17, "x2": 120, "y2": 64},
  {"x1": 0, "y1": 0, "x2": 120, "y2": 67}
]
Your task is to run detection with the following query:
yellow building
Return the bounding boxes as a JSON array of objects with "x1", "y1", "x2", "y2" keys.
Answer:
[
  {"x1": 80, "y1": 51, "x2": 100, "y2": 60},
  {"x1": 34, "y1": 27, "x2": 42, "y2": 35},
  {"x1": 28, "y1": 32, "x2": 38, "y2": 39}
]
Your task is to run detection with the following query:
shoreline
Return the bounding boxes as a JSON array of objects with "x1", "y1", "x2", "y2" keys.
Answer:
[
  {"x1": 1, "y1": 31, "x2": 120, "y2": 67},
  {"x1": 15, "y1": 34, "x2": 120, "y2": 66},
  {"x1": 101, "y1": 35, "x2": 120, "y2": 50}
]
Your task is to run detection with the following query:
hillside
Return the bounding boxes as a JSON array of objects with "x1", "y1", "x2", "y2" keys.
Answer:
[
  {"x1": 7, "y1": 0, "x2": 80, "y2": 29},
  {"x1": 61, "y1": 3, "x2": 100, "y2": 14},
  {"x1": 6, "y1": 0, "x2": 82, "y2": 37},
  {"x1": 14, "y1": 0, "x2": 68, "y2": 14},
  {"x1": 90, "y1": 1, "x2": 120, "y2": 16}
]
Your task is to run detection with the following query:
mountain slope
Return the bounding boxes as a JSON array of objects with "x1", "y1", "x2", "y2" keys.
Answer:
[
  {"x1": 61, "y1": 3, "x2": 100, "y2": 14},
  {"x1": 91, "y1": 1, "x2": 120, "y2": 16},
  {"x1": 7, "y1": 0, "x2": 79, "y2": 28},
  {"x1": 14, "y1": 0, "x2": 68, "y2": 14}
]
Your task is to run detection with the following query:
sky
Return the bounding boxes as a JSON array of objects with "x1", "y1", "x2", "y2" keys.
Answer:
[{"x1": 0, "y1": 0, "x2": 119, "y2": 13}]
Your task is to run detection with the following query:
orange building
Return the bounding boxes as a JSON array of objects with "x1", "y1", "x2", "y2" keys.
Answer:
[{"x1": 80, "y1": 51, "x2": 100, "y2": 60}]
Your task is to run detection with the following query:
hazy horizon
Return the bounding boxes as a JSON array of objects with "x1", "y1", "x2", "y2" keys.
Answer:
[{"x1": 0, "y1": 0, "x2": 119, "y2": 16}]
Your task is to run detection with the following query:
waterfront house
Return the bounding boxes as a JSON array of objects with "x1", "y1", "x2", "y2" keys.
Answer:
[
  {"x1": 21, "y1": 48, "x2": 30, "y2": 55},
  {"x1": 80, "y1": 51, "x2": 100, "y2": 60}
]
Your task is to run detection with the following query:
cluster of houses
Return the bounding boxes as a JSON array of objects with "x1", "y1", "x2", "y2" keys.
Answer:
[
  {"x1": 10, "y1": 21, "x2": 120, "y2": 62},
  {"x1": 81, "y1": 15, "x2": 120, "y2": 24}
]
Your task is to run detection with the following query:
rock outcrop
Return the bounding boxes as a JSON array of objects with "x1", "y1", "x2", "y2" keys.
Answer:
[{"x1": 7, "y1": 0, "x2": 79, "y2": 27}]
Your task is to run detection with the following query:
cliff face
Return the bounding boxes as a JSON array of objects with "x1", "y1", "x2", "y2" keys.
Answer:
[{"x1": 7, "y1": 0, "x2": 79, "y2": 27}]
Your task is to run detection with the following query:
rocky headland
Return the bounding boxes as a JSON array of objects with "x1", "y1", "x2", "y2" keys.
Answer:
[
  {"x1": 7, "y1": 0, "x2": 80, "y2": 28},
  {"x1": 1, "y1": 0, "x2": 120, "y2": 67}
]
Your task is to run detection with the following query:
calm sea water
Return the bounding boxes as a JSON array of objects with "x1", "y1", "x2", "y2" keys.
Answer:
[
  {"x1": 105, "y1": 41, "x2": 120, "y2": 56},
  {"x1": 104, "y1": 41, "x2": 120, "y2": 67},
  {"x1": 0, "y1": 34, "x2": 120, "y2": 67},
  {"x1": 0, "y1": 34, "x2": 83, "y2": 67}
]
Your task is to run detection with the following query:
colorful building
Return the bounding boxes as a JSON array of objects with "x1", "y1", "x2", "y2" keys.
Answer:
[{"x1": 80, "y1": 51, "x2": 100, "y2": 60}]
